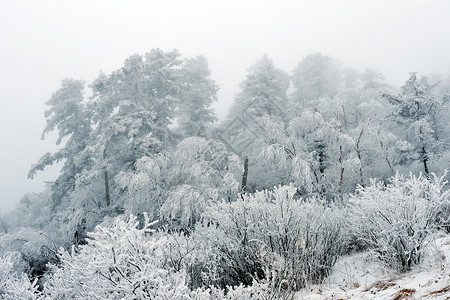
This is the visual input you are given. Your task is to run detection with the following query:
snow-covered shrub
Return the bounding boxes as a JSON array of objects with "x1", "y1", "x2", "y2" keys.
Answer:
[
  {"x1": 153, "y1": 228, "x2": 211, "y2": 290},
  {"x1": 0, "y1": 255, "x2": 41, "y2": 300},
  {"x1": 349, "y1": 172, "x2": 449, "y2": 272},
  {"x1": 44, "y1": 214, "x2": 192, "y2": 299},
  {"x1": 0, "y1": 228, "x2": 59, "y2": 287},
  {"x1": 186, "y1": 222, "x2": 264, "y2": 290},
  {"x1": 198, "y1": 185, "x2": 346, "y2": 291},
  {"x1": 192, "y1": 279, "x2": 292, "y2": 300},
  {"x1": 42, "y1": 213, "x2": 283, "y2": 299}
]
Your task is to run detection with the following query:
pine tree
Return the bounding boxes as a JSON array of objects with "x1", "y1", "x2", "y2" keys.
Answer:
[
  {"x1": 228, "y1": 54, "x2": 289, "y2": 121},
  {"x1": 86, "y1": 49, "x2": 183, "y2": 208},
  {"x1": 28, "y1": 78, "x2": 91, "y2": 210},
  {"x1": 383, "y1": 73, "x2": 447, "y2": 177},
  {"x1": 176, "y1": 56, "x2": 218, "y2": 138},
  {"x1": 291, "y1": 53, "x2": 341, "y2": 107}
]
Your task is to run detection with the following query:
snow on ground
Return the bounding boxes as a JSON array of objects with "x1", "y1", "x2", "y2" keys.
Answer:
[{"x1": 295, "y1": 232, "x2": 450, "y2": 299}]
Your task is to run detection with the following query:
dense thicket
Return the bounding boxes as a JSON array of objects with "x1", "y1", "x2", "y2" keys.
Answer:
[{"x1": 1, "y1": 49, "x2": 449, "y2": 299}]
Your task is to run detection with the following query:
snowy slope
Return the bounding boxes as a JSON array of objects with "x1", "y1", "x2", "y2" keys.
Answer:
[{"x1": 295, "y1": 233, "x2": 450, "y2": 299}]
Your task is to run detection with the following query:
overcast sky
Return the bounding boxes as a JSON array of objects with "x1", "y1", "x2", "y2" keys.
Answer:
[{"x1": 1, "y1": 0, "x2": 449, "y2": 213}]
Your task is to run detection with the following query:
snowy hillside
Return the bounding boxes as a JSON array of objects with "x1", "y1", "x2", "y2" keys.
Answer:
[{"x1": 297, "y1": 233, "x2": 450, "y2": 299}]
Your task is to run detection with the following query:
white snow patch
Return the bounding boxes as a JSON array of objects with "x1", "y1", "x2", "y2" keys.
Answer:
[{"x1": 295, "y1": 232, "x2": 450, "y2": 299}]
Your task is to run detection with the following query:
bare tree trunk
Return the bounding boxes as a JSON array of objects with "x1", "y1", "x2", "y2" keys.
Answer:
[
  {"x1": 338, "y1": 145, "x2": 345, "y2": 196},
  {"x1": 241, "y1": 157, "x2": 249, "y2": 194},
  {"x1": 104, "y1": 171, "x2": 111, "y2": 206},
  {"x1": 419, "y1": 127, "x2": 430, "y2": 179},
  {"x1": 379, "y1": 140, "x2": 394, "y2": 175},
  {"x1": 356, "y1": 128, "x2": 365, "y2": 187},
  {"x1": 317, "y1": 142, "x2": 326, "y2": 195},
  {"x1": 421, "y1": 146, "x2": 430, "y2": 179},
  {"x1": 341, "y1": 105, "x2": 348, "y2": 133},
  {"x1": 103, "y1": 148, "x2": 111, "y2": 206},
  {"x1": 0, "y1": 218, "x2": 8, "y2": 234}
]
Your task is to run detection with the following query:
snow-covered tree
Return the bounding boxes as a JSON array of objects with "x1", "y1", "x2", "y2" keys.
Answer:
[
  {"x1": 348, "y1": 100, "x2": 396, "y2": 185},
  {"x1": 115, "y1": 154, "x2": 168, "y2": 217},
  {"x1": 287, "y1": 106, "x2": 358, "y2": 197},
  {"x1": 161, "y1": 137, "x2": 241, "y2": 227},
  {"x1": 220, "y1": 56, "x2": 289, "y2": 192},
  {"x1": 84, "y1": 49, "x2": 182, "y2": 208},
  {"x1": 360, "y1": 68, "x2": 389, "y2": 91},
  {"x1": 384, "y1": 73, "x2": 448, "y2": 177},
  {"x1": 245, "y1": 115, "x2": 294, "y2": 190},
  {"x1": 28, "y1": 78, "x2": 91, "y2": 210},
  {"x1": 291, "y1": 53, "x2": 341, "y2": 107},
  {"x1": 176, "y1": 56, "x2": 218, "y2": 138},
  {"x1": 335, "y1": 70, "x2": 394, "y2": 185},
  {"x1": 227, "y1": 54, "x2": 289, "y2": 121}
]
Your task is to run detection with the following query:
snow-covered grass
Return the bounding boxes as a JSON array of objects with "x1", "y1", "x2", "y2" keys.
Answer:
[{"x1": 295, "y1": 232, "x2": 450, "y2": 299}]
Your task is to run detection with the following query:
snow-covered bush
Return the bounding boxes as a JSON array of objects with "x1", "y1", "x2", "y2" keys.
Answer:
[
  {"x1": 44, "y1": 214, "x2": 192, "y2": 299},
  {"x1": 0, "y1": 227, "x2": 59, "y2": 287},
  {"x1": 185, "y1": 222, "x2": 264, "y2": 290},
  {"x1": 42, "y1": 213, "x2": 292, "y2": 299},
  {"x1": 0, "y1": 255, "x2": 41, "y2": 300},
  {"x1": 197, "y1": 185, "x2": 346, "y2": 291},
  {"x1": 153, "y1": 228, "x2": 212, "y2": 290},
  {"x1": 350, "y1": 172, "x2": 449, "y2": 272},
  {"x1": 192, "y1": 279, "x2": 292, "y2": 300}
]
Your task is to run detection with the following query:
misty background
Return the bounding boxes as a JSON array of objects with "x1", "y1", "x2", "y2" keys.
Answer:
[{"x1": 1, "y1": 0, "x2": 449, "y2": 213}]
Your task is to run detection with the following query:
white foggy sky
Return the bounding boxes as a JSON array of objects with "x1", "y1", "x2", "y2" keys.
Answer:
[{"x1": 1, "y1": 0, "x2": 449, "y2": 213}]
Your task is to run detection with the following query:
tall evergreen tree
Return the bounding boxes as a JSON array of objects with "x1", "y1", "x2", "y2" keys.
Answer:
[
  {"x1": 383, "y1": 73, "x2": 447, "y2": 177},
  {"x1": 228, "y1": 54, "x2": 289, "y2": 122},
  {"x1": 28, "y1": 78, "x2": 91, "y2": 210},
  {"x1": 291, "y1": 53, "x2": 341, "y2": 107},
  {"x1": 85, "y1": 49, "x2": 183, "y2": 208},
  {"x1": 221, "y1": 55, "x2": 289, "y2": 191},
  {"x1": 176, "y1": 56, "x2": 218, "y2": 138}
]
